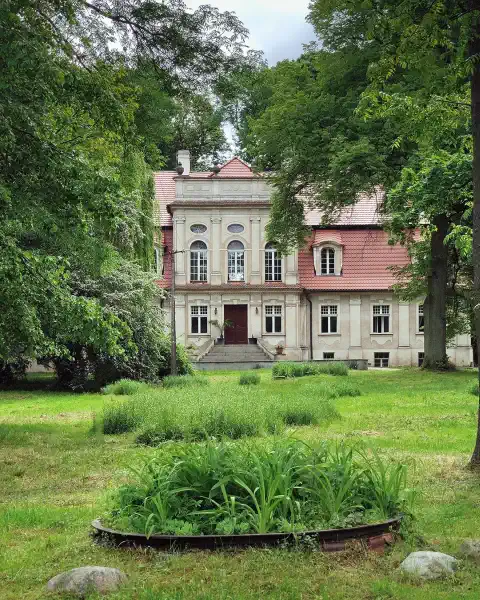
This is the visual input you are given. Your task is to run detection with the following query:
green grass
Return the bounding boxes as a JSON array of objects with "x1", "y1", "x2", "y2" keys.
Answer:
[{"x1": 1, "y1": 368, "x2": 480, "y2": 599}]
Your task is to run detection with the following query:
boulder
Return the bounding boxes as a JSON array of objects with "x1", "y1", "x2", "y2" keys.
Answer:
[
  {"x1": 399, "y1": 551, "x2": 457, "y2": 580},
  {"x1": 459, "y1": 539, "x2": 480, "y2": 562},
  {"x1": 46, "y1": 566, "x2": 127, "y2": 597}
]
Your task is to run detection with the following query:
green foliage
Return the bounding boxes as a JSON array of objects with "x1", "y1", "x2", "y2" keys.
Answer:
[
  {"x1": 107, "y1": 439, "x2": 412, "y2": 536},
  {"x1": 162, "y1": 375, "x2": 208, "y2": 389},
  {"x1": 100, "y1": 378, "x2": 343, "y2": 442},
  {"x1": 103, "y1": 400, "x2": 139, "y2": 435},
  {"x1": 272, "y1": 361, "x2": 348, "y2": 378},
  {"x1": 239, "y1": 372, "x2": 261, "y2": 386},
  {"x1": 469, "y1": 383, "x2": 479, "y2": 396}
]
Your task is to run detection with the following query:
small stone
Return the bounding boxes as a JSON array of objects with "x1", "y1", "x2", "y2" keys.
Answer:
[
  {"x1": 46, "y1": 566, "x2": 127, "y2": 597},
  {"x1": 399, "y1": 551, "x2": 457, "y2": 580},
  {"x1": 459, "y1": 539, "x2": 480, "y2": 562}
]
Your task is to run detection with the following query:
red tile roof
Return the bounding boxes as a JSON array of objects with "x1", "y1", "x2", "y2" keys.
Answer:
[
  {"x1": 312, "y1": 231, "x2": 343, "y2": 246},
  {"x1": 299, "y1": 230, "x2": 409, "y2": 291},
  {"x1": 304, "y1": 190, "x2": 385, "y2": 226},
  {"x1": 208, "y1": 157, "x2": 255, "y2": 178},
  {"x1": 153, "y1": 171, "x2": 176, "y2": 227}
]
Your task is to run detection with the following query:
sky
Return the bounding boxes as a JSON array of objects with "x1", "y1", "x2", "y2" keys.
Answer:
[{"x1": 187, "y1": 0, "x2": 315, "y2": 65}]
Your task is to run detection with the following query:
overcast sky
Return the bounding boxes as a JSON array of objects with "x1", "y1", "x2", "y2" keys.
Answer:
[{"x1": 187, "y1": 0, "x2": 315, "y2": 65}]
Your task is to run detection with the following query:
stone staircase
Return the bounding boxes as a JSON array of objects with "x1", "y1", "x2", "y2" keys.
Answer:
[{"x1": 197, "y1": 343, "x2": 274, "y2": 370}]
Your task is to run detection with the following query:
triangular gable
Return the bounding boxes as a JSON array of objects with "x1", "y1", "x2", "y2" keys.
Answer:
[{"x1": 210, "y1": 157, "x2": 255, "y2": 178}]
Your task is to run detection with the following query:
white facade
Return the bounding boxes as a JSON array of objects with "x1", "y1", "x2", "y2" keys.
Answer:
[{"x1": 157, "y1": 155, "x2": 473, "y2": 368}]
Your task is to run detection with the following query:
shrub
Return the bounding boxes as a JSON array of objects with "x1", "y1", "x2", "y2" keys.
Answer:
[
  {"x1": 107, "y1": 439, "x2": 413, "y2": 536},
  {"x1": 239, "y1": 372, "x2": 261, "y2": 386},
  {"x1": 102, "y1": 379, "x2": 148, "y2": 396},
  {"x1": 272, "y1": 361, "x2": 348, "y2": 379},
  {"x1": 162, "y1": 375, "x2": 209, "y2": 389}
]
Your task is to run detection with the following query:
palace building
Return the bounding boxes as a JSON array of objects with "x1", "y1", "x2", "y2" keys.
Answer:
[{"x1": 154, "y1": 151, "x2": 472, "y2": 368}]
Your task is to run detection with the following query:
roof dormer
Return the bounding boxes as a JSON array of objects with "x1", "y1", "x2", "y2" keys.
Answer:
[{"x1": 312, "y1": 232, "x2": 343, "y2": 276}]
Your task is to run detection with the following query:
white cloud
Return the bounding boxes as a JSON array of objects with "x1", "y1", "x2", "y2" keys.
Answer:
[{"x1": 186, "y1": 0, "x2": 315, "y2": 64}]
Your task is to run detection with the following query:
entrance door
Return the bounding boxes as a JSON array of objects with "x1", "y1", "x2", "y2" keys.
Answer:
[{"x1": 224, "y1": 305, "x2": 248, "y2": 345}]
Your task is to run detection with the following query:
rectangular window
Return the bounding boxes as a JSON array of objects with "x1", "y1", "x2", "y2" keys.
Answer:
[
  {"x1": 228, "y1": 250, "x2": 244, "y2": 281},
  {"x1": 418, "y1": 304, "x2": 424, "y2": 333},
  {"x1": 265, "y1": 305, "x2": 282, "y2": 333},
  {"x1": 323, "y1": 352, "x2": 335, "y2": 360},
  {"x1": 265, "y1": 249, "x2": 282, "y2": 281},
  {"x1": 191, "y1": 305, "x2": 208, "y2": 334},
  {"x1": 372, "y1": 304, "x2": 390, "y2": 333},
  {"x1": 320, "y1": 305, "x2": 338, "y2": 334},
  {"x1": 374, "y1": 352, "x2": 390, "y2": 368},
  {"x1": 418, "y1": 352, "x2": 424, "y2": 367},
  {"x1": 190, "y1": 251, "x2": 208, "y2": 282}
]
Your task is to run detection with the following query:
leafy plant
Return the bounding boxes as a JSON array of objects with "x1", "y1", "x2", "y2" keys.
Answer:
[
  {"x1": 106, "y1": 440, "x2": 413, "y2": 536},
  {"x1": 103, "y1": 379, "x2": 149, "y2": 396}
]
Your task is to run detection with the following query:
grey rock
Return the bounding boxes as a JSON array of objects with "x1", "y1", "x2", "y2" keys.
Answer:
[
  {"x1": 459, "y1": 539, "x2": 480, "y2": 562},
  {"x1": 399, "y1": 551, "x2": 457, "y2": 580},
  {"x1": 46, "y1": 566, "x2": 127, "y2": 597}
]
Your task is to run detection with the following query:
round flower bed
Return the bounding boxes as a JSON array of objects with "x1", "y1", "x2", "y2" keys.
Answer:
[{"x1": 98, "y1": 440, "x2": 412, "y2": 551}]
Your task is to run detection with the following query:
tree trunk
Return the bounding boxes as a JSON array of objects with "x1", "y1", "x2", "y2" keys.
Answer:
[
  {"x1": 423, "y1": 213, "x2": 449, "y2": 370},
  {"x1": 470, "y1": 11, "x2": 480, "y2": 466}
]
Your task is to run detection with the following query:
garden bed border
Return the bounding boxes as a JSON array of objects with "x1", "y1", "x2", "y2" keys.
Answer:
[{"x1": 92, "y1": 517, "x2": 401, "y2": 553}]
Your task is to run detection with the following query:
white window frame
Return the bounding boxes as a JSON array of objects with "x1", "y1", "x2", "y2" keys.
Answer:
[
  {"x1": 372, "y1": 304, "x2": 391, "y2": 334},
  {"x1": 227, "y1": 241, "x2": 245, "y2": 282},
  {"x1": 265, "y1": 244, "x2": 282, "y2": 282},
  {"x1": 320, "y1": 304, "x2": 339, "y2": 335},
  {"x1": 190, "y1": 305, "x2": 209, "y2": 335},
  {"x1": 190, "y1": 241, "x2": 208, "y2": 282},
  {"x1": 374, "y1": 352, "x2": 390, "y2": 368},
  {"x1": 417, "y1": 303, "x2": 425, "y2": 334},
  {"x1": 320, "y1": 247, "x2": 335, "y2": 275},
  {"x1": 264, "y1": 305, "x2": 283, "y2": 334}
]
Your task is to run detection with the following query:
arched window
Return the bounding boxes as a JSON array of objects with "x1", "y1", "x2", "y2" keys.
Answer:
[
  {"x1": 190, "y1": 240, "x2": 208, "y2": 282},
  {"x1": 320, "y1": 247, "x2": 335, "y2": 275},
  {"x1": 265, "y1": 243, "x2": 282, "y2": 281},
  {"x1": 227, "y1": 240, "x2": 245, "y2": 281}
]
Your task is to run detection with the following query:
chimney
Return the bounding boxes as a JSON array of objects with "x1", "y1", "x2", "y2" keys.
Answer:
[{"x1": 176, "y1": 150, "x2": 190, "y2": 176}]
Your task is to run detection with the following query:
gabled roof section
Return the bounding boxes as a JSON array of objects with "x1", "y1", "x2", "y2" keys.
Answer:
[{"x1": 209, "y1": 157, "x2": 255, "y2": 178}]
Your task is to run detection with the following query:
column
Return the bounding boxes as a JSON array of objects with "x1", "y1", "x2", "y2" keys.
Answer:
[
  {"x1": 285, "y1": 294, "x2": 298, "y2": 350},
  {"x1": 250, "y1": 217, "x2": 261, "y2": 285},
  {"x1": 174, "y1": 216, "x2": 186, "y2": 285},
  {"x1": 175, "y1": 293, "x2": 186, "y2": 344},
  {"x1": 398, "y1": 301, "x2": 410, "y2": 347},
  {"x1": 349, "y1": 297, "x2": 362, "y2": 356},
  {"x1": 210, "y1": 216, "x2": 222, "y2": 285},
  {"x1": 285, "y1": 252, "x2": 297, "y2": 284}
]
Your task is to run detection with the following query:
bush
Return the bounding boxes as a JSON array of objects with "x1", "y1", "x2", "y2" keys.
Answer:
[
  {"x1": 162, "y1": 375, "x2": 209, "y2": 389},
  {"x1": 239, "y1": 372, "x2": 261, "y2": 385},
  {"x1": 107, "y1": 439, "x2": 414, "y2": 536},
  {"x1": 272, "y1": 361, "x2": 348, "y2": 379},
  {"x1": 102, "y1": 379, "x2": 148, "y2": 396}
]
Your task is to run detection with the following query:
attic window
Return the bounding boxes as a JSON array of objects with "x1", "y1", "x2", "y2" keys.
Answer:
[{"x1": 313, "y1": 242, "x2": 343, "y2": 277}]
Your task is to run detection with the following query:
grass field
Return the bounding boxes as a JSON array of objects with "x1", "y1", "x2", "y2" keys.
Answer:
[{"x1": 1, "y1": 368, "x2": 480, "y2": 599}]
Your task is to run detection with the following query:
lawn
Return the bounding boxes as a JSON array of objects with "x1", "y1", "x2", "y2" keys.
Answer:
[{"x1": 1, "y1": 368, "x2": 480, "y2": 599}]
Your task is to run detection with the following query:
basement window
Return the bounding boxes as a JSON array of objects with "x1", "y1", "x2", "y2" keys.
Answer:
[
  {"x1": 374, "y1": 352, "x2": 390, "y2": 368},
  {"x1": 323, "y1": 352, "x2": 335, "y2": 360}
]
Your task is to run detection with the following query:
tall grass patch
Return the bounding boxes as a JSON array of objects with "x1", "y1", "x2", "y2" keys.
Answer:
[
  {"x1": 162, "y1": 375, "x2": 209, "y2": 389},
  {"x1": 100, "y1": 378, "x2": 346, "y2": 443},
  {"x1": 102, "y1": 379, "x2": 149, "y2": 396},
  {"x1": 106, "y1": 439, "x2": 413, "y2": 536},
  {"x1": 239, "y1": 372, "x2": 260, "y2": 385},
  {"x1": 272, "y1": 361, "x2": 348, "y2": 378}
]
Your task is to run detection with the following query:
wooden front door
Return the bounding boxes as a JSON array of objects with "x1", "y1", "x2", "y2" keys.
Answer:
[{"x1": 224, "y1": 305, "x2": 248, "y2": 345}]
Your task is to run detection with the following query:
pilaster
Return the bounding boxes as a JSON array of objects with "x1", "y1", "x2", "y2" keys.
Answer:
[
  {"x1": 174, "y1": 216, "x2": 186, "y2": 285},
  {"x1": 210, "y1": 216, "x2": 222, "y2": 285},
  {"x1": 398, "y1": 301, "x2": 410, "y2": 347},
  {"x1": 250, "y1": 217, "x2": 261, "y2": 285},
  {"x1": 349, "y1": 297, "x2": 361, "y2": 347}
]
